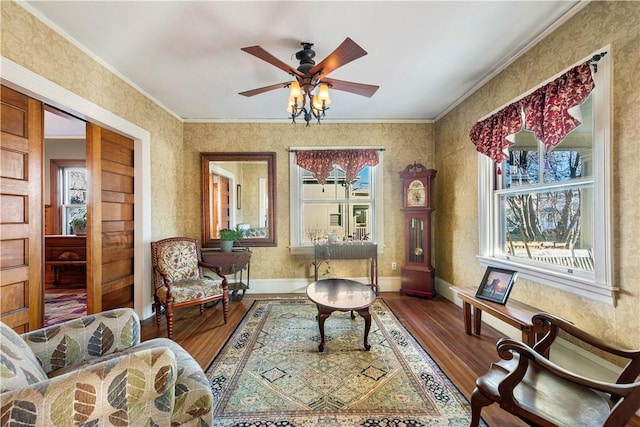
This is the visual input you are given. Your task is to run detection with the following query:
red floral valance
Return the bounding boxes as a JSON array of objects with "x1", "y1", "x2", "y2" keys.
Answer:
[
  {"x1": 470, "y1": 62, "x2": 595, "y2": 166},
  {"x1": 469, "y1": 103, "x2": 521, "y2": 165},
  {"x1": 520, "y1": 62, "x2": 594, "y2": 151},
  {"x1": 295, "y1": 149, "x2": 379, "y2": 185}
]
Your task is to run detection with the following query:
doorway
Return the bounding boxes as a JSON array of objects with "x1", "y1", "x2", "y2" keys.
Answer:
[
  {"x1": 43, "y1": 107, "x2": 88, "y2": 326},
  {"x1": 3, "y1": 59, "x2": 153, "y2": 324}
]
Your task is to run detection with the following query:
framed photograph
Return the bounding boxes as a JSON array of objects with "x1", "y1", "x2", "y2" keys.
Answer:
[
  {"x1": 475, "y1": 267, "x2": 517, "y2": 305},
  {"x1": 236, "y1": 184, "x2": 241, "y2": 210}
]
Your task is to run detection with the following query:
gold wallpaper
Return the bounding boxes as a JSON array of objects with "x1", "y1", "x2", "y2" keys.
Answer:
[
  {"x1": 3, "y1": 0, "x2": 638, "y2": 349},
  {"x1": 1, "y1": 1, "x2": 185, "y2": 240},
  {"x1": 435, "y1": 1, "x2": 640, "y2": 349},
  {"x1": 183, "y1": 123, "x2": 435, "y2": 279}
]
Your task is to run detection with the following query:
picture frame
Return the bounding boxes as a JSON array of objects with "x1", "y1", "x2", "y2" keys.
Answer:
[
  {"x1": 475, "y1": 267, "x2": 517, "y2": 305},
  {"x1": 237, "y1": 184, "x2": 241, "y2": 210}
]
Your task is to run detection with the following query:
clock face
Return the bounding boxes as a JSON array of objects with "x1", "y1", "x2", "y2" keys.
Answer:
[{"x1": 407, "y1": 180, "x2": 426, "y2": 207}]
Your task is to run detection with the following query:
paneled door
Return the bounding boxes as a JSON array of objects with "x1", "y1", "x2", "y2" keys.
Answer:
[
  {"x1": 0, "y1": 86, "x2": 44, "y2": 331},
  {"x1": 86, "y1": 125, "x2": 135, "y2": 312}
]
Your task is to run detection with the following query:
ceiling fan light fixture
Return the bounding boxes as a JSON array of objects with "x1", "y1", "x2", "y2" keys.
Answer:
[{"x1": 240, "y1": 38, "x2": 378, "y2": 126}]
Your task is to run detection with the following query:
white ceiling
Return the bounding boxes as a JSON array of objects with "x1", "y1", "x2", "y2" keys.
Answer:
[{"x1": 25, "y1": 1, "x2": 582, "y2": 125}]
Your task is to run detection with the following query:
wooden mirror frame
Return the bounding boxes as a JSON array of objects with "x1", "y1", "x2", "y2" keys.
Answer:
[{"x1": 201, "y1": 152, "x2": 277, "y2": 247}]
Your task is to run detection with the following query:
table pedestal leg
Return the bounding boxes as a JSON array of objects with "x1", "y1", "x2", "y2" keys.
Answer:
[
  {"x1": 357, "y1": 308, "x2": 372, "y2": 351},
  {"x1": 317, "y1": 312, "x2": 331, "y2": 352}
]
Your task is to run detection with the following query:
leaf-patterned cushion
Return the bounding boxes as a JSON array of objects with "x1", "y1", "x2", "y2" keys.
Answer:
[
  {"x1": 1, "y1": 346, "x2": 177, "y2": 426},
  {"x1": 1, "y1": 308, "x2": 213, "y2": 426},
  {"x1": 155, "y1": 240, "x2": 200, "y2": 284},
  {"x1": 22, "y1": 308, "x2": 140, "y2": 374},
  {"x1": 0, "y1": 322, "x2": 48, "y2": 393},
  {"x1": 156, "y1": 277, "x2": 224, "y2": 304}
]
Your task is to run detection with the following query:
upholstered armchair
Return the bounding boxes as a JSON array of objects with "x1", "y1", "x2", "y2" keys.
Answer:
[
  {"x1": 470, "y1": 312, "x2": 640, "y2": 427},
  {"x1": 151, "y1": 236, "x2": 229, "y2": 339},
  {"x1": 0, "y1": 308, "x2": 213, "y2": 426}
]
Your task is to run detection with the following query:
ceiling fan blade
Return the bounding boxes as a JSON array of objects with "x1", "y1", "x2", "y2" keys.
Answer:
[
  {"x1": 239, "y1": 82, "x2": 289, "y2": 97},
  {"x1": 322, "y1": 78, "x2": 379, "y2": 98},
  {"x1": 241, "y1": 46, "x2": 304, "y2": 78},
  {"x1": 309, "y1": 37, "x2": 367, "y2": 76}
]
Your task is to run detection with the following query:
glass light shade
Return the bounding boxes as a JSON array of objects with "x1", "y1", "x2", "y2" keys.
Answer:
[
  {"x1": 316, "y1": 83, "x2": 331, "y2": 106},
  {"x1": 311, "y1": 96, "x2": 324, "y2": 112},
  {"x1": 288, "y1": 81, "x2": 302, "y2": 101}
]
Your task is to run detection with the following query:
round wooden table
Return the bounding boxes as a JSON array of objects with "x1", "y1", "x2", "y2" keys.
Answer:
[{"x1": 306, "y1": 278, "x2": 377, "y2": 352}]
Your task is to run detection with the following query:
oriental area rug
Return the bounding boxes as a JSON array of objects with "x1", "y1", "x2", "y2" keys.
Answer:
[{"x1": 206, "y1": 298, "x2": 485, "y2": 427}]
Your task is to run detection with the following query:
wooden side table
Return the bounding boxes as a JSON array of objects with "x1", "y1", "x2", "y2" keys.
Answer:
[
  {"x1": 313, "y1": 243, "x2": 379, "y2": 295},
  {"x1": 201, "y1": 248, "x2": 251, "y2": 300}
]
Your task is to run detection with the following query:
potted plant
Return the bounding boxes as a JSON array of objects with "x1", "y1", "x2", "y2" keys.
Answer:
[
  {"x1": 68, "y1": 208, "x2": 87, "y2": 235},
  {"x1": 218, "y1": 226, "x2": 245, "y2": 252}
]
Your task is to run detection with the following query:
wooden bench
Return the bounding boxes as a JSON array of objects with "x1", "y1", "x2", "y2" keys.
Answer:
[
  {"x1": 45, "y1": 235, "x2": 87, "y2": 286},
  {"x1": 451, "y1": 286, "x2": 547, "y2": 348}
]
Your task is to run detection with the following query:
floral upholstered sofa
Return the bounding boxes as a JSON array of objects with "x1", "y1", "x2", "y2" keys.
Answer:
[{"x1": 0, "y1": 308, "x2": 213, "y2": 426}]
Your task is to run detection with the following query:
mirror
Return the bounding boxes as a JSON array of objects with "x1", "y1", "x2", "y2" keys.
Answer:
[{"x1": 201, "y1": 152, "x2": 277, "y2": 247}]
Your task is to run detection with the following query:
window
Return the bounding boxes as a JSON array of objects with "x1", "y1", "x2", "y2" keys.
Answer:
[
  {"x1": 289, "y1": 148, "x2": 384, "y2": 253},
  {"x1": 478, "y1": 48, "x2": 613, "y2": 303},
  {"x1": 53, "y1": 161, "x2": 87, "y2": 235}
]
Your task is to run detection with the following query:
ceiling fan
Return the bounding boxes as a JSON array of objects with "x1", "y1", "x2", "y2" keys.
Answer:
[{"x1": 239, "y1": 37, "x2": 379, "y2": 125}]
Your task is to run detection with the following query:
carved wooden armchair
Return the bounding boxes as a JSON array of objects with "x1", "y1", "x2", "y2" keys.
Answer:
[
  {"x1": 470, "y1": 312, "x2": 640, "y2": 427},
  {"x1": 151, "y1": 237, "x2": 229, "y2": 338}
]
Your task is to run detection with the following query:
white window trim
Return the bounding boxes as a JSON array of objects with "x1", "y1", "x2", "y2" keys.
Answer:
[
  {"x1": 289, "y1": 147, "x2": 384, "y2": 255},
  {"x1": 478, "y1": 46, "x2": 615, "y2": 304}
]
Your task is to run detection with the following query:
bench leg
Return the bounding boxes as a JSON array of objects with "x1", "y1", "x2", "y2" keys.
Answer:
[
  {"x1": 52, "y1": 266, "x2": 61, "y2": 286},
  {"x1": 473, "y1": 307, "x2": 482, "y2": 335},
  {"x1": 463, "y1": 301, "x2": 472, "y2": 335}
]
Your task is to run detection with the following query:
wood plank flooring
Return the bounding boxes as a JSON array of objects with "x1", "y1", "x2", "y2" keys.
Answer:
[{"x1": 140, "y1": 292, "x2": 640, "y2": 427}]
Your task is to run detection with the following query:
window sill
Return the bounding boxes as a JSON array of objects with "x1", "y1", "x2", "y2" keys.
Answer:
[
  {"x1": 289, "y1": 246, "x2": 314, "y2": 256},
  {"x1": 290, "y1": 243, "x2": 384, "y2": 257},
  {"x1": 477, "y1": 256, "x2": 617, "y2": 305}
]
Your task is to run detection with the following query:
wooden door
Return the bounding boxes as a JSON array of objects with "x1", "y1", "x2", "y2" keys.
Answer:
[
  {"x1": 220, "y1": 176, "x2": 230, "y2": 229},
  {"x1": 86, "y1": 125, "x2": 135, "y2": 312},
  {"x1": 211, "y1": 177, "x2": 219, "y2": 236},
  {"x1": 0, "y1": 86, "x2": 44, "y2": 331}
]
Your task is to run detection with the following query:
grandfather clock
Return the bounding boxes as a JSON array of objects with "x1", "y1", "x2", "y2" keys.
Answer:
[{"x1": 399, "y1": 163, "x2": 437, "y2": 298}]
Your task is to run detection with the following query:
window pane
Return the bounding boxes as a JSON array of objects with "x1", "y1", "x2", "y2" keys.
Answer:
[
  {"x1": 543, "y1": 150, "x2": 587, "y2": 183},
  {"x1": 302, "y1": 202, "x2": 371, "y2": 243},
  {"x1": 500, "y1": 185, "x2": 594, "y2": 271},
  {"x1": 302, "y1": 166, "x2": 372, "y2": 201},
  {"x1": 350, "y1": 167, "x2": 372, "y2": 200},
  {"x1": 504, "y1": 95, "x2": 593, "y2": 189},
  {"x1": 64, "y1": 167, "x2": 87, "y2": 204},
  {"x1": 505, "y1": 148, "x2": 540, "y2": 187}
]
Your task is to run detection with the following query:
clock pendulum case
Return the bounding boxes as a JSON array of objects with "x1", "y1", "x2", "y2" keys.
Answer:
[{"x1": 399, "y1": 163, "x2": 437, "y2": 298}]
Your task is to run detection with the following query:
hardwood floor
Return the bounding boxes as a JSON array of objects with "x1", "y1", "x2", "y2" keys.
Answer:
[{"x1": 141, "y1": 292, "x2": 640, "y2": 427}]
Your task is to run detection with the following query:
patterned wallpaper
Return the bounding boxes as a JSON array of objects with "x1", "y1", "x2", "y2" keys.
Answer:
[
  {"x1": 3, "y1": 0, "x2": 638, "y2": 349},
  {"x1": 183, "y1": 123, "x2": 435, "y2": 279},
  {"x1": 435, "y1": 1, "x2": 640, "y2": 349},
  {"x1": 1, "y1": 1, "x2": 186, "y2": 239}
]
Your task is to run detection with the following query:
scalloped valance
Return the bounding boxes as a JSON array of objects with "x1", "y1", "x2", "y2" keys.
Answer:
[
  {"x1": 470, "y1": 61, "x2": 596, "y2": 171},
  {"x1": 295, "y1": 149, "x2": 379, "y2": 185}
]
